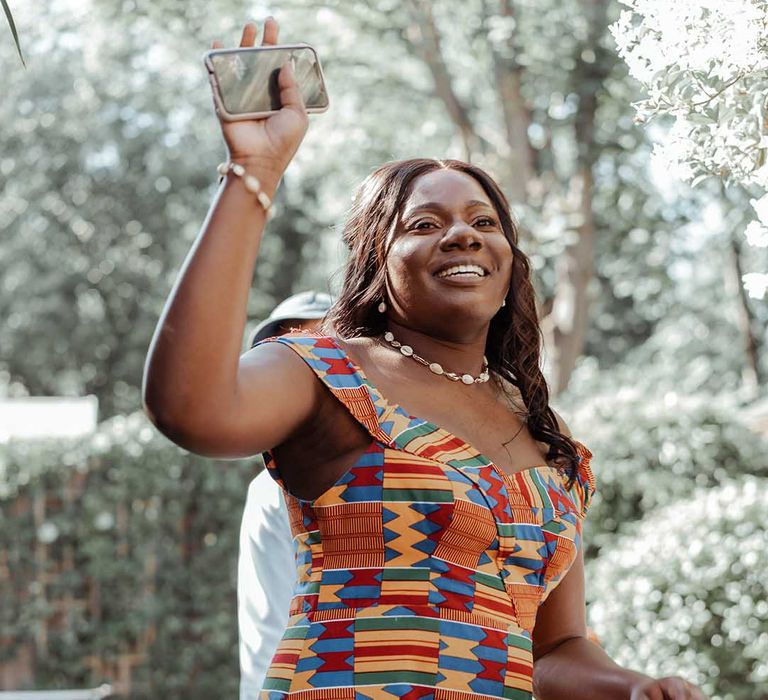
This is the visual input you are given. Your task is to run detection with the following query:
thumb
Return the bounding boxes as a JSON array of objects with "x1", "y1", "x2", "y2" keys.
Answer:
[{"x1": 277, "y1": 58, "x2": 307, "y2": 114}]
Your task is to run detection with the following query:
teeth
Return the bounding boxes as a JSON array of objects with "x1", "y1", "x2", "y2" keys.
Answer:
[{"x1": 436, "y1": 264, "x2": 487, "y2": 279}]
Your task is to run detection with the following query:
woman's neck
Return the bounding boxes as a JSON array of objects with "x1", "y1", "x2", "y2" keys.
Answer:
[{"x1": 382, "y1": 319, "x2": 489, "y2": 379}]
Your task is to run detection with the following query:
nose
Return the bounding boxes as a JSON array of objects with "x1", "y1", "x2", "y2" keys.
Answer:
[{"x1": 439, "y1": 220, "x2": 482, "y2": 251}]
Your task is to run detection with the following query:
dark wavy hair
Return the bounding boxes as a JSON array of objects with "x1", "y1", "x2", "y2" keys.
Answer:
[{"x1": 326, "y1": 158, "x2": 580, "y2": 484}]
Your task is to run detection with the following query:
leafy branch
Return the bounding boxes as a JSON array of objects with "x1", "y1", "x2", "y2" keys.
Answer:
[{"x1": 691, "y1": 71, "x2": 745, "y2": 107}]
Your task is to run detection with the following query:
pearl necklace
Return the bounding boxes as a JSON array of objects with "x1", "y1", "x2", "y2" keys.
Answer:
[{"x1": 383, "y1": 331, "x2": 490, "y2": 385}]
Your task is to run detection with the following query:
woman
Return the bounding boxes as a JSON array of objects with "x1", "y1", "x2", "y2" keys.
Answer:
[{"x1": 143, "y1": 17, "x2": 708, "y2": 700}]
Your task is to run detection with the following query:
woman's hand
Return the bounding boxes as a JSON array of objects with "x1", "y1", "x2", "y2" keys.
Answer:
[
  {"x1": 630, "y1": 676, "x2": 708, "y2": 700},
  {"x1": 210, "y1": 18, "x2": 309, "y2": 178}
]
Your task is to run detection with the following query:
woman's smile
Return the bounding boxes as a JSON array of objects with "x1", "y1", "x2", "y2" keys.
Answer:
[{"x1": 433, "y1": 260, "x2": 491, "y2": 285}]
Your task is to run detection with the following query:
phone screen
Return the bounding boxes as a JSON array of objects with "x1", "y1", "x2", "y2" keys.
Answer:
[{"x1": 209, "y1": 46, "x2": 329, "y2": 114}]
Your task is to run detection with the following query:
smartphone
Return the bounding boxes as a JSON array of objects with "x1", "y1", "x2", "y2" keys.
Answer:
[{"x1": 204, "y1": 44, "x2": 330, "y2": 121}]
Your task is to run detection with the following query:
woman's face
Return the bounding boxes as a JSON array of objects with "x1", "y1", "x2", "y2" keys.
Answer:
[{"x1": 384, "y1": 169, "x2": 513, "y2": 335}]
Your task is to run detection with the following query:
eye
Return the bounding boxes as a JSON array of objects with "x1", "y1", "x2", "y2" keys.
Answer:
[
  {"x1": 408, "y1": 219, "x2": 439, "y2": 231},
  {"x1": 474, "y1": 217, "x2": 497, "y2": 227}
]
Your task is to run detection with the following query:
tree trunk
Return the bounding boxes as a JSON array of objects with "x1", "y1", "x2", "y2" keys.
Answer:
[
  {"x1": 541, "y1": 0, "x2": 610, "y2": 395},
  {"x1": 488, "y1": 0, "x2": 535, "y2": 203},
  {"x1": 403, "y1": 0, "x2": 483, "y2": 161},
  {"x1": 544, "y1": 168, "x2": 595, "y2": 395},
  {"x1": 726, "y1": 231, "x2": 763, "y2": 394}
]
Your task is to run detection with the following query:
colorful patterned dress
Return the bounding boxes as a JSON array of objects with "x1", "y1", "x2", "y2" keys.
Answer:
[{"x1": 256, "y1": 334, "x2": 597, "y2": 700}]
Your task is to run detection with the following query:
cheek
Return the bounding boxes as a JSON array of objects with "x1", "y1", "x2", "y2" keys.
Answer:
[
  {"x1": 384, "y1": 241, "x2": 433, "y2": 302},
  {"x1": 386, "y1": 238, "x2": 429, "y2": 279},
  {"x1": 494, "y1": 240, "x2": 514, "y2": 280}
]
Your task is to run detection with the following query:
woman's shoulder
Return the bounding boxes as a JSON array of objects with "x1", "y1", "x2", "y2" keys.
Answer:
[
  {"x1": 249, "y1": 332, "x2": 373, "y2": 388},
  {"x1": 251, "y1": 329, "x2": 341, "y2": 352}
]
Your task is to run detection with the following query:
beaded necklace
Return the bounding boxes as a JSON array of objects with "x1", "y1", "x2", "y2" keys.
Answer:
[{"x1": 382, "y1": 330, "x2": 490, "y2": 385}]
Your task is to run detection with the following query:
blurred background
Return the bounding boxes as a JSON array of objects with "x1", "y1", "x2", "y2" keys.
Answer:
[{"x1": 1, "y1": 0, "x2": 767, "y2": 698}]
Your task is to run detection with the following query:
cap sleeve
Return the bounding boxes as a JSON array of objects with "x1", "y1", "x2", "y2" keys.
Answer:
[{"x1": 571, "y1": 440, "x2": 597, "y2": 518}]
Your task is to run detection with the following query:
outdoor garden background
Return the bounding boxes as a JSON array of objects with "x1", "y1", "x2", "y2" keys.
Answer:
[{"x1": 1, "y1": 0, "x2": 767, "y2": 698}]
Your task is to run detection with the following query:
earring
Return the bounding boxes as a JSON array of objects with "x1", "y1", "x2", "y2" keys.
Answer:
[
  {"x1": 378, "y1": 300, "x2": 387, "y2": 313},
  {"x1": 501, "y1": 299, "x2": 506, "y2": 307}
]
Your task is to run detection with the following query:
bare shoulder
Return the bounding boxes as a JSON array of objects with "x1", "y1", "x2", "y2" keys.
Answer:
[
  {"x1": 333, "y1": 334, "x2": 384, "y2": 373},
  {"x1": 335, "y1": 334, "x2": 377, "y2": 356}
]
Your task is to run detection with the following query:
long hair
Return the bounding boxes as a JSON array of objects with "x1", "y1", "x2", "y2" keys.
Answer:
[{"x1": 327, "y1": 158, "x2": 580, "y2": 484}]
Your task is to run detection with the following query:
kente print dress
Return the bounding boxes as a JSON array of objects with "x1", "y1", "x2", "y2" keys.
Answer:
[{"x1": 256, "y1": 334, "x2": 597, "y2": 700}]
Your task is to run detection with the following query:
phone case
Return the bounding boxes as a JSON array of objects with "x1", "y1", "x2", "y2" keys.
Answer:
[{"x1": 204, "y1": 44, "x2": 330, "y2": 121}]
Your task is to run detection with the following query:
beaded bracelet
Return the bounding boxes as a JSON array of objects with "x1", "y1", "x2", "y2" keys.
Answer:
[{"x1": 216, "y1": 161, "x2": 273, "y2": 216}]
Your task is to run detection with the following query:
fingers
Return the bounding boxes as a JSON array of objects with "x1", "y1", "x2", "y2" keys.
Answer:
[
  {"x1": 215, "y1": 17, "x2": 279, "y2": 51},
  {"x1": 657, "y1": 677, "x2": 708, "y2": 700},
  {"x1": 277, "y1": 58, "x2": 307, "y2": 115},
  {"x1": 661, "y1": 677, "x2": 689, "y2": 700},
  {"x1": 240, "y1": 22, "x2": 258, "y2": 47},
  {"x1": 261, "y1": 16, "x2": 279, "y2": 45}
]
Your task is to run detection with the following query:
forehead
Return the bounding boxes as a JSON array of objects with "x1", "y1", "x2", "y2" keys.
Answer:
[{"x1": 403, "y1": 169, "x2": 492, "y2": 210}]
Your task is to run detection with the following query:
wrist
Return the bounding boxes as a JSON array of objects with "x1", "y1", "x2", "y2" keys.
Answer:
[
  {"x1": 225, "y1": 154, "x2": 284, "y2": 196},
  {"x1": 217, "y1": 159, "x2": 279, "y2": 216}
]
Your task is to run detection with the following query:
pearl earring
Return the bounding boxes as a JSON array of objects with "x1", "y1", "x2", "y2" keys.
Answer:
[
  {"x1": 501, "y1": 298, "x2": 506, "y2": 307},
  {"x1": 378, "y1": 300, "x2": 387, "y2": 313}
]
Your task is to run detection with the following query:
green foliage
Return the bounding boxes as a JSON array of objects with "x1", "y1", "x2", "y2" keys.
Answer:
[
  {"x1": 586, "y1": 477, "x2": 768, "y2": 699},
  {"x1": 0, "y1": 1, "x2": 334, "y2": 417},
  {"x1": 0, "y1": 412, "x2": 257, "y2": 698},
  {"x1": 560, "y1": 367, "x2": 768, "y2": 552}
]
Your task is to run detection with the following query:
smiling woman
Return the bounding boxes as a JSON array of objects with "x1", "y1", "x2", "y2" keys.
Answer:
[
  {"x1": 326, "y1": 159, "x2": 581, "y2": 483},
  {"x1": 142, "y1": 15, "x2": 709, "y2": 700}
]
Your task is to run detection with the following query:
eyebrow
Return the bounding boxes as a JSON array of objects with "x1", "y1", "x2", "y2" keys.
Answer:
[{"x1": 402, "y1": 200, "x2": 495, "y2": 219}]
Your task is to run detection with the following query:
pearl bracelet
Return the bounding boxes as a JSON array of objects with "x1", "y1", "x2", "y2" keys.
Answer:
[{"x1": 216, "y1": 161, "x2": 273, "y2": 216}]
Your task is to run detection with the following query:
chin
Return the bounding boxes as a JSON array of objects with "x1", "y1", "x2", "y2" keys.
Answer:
[{"x1": 433, "y1": 298, "x2": 500, "y2": 326}]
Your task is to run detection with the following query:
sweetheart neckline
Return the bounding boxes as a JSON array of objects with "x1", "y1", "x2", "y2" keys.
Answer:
[{"x1": 323, "y1": 335, "x2": 562, "y2": 481}]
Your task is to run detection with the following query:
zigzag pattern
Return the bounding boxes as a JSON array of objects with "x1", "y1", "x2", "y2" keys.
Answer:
[{"x1": 255, "y1": 334, "x2": 597, "y2": 700}]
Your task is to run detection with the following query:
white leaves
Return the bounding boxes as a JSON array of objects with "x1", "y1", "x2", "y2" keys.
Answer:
[
  {"x1": 612, "y1": 0, "x2": 768, "y2": 297},
  {"x1": 610, "y1": 0, "x2": 768, "y2": 184},
  {"x1": 742, "y1": 272, "x2": 768, "y2": 298},
  {"x1": 742, "y1": 198, "x2": 768, "y2": 297},
  {"x1": 744, "y1": 220, "x2": 768, "y2": 247},
  {"x1": 750, "y1": 193, "x2": 768, "y2": 224}
]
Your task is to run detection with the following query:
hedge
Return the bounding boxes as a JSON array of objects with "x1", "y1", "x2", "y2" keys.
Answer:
[
  {"x1": 586, "y1": 477, "x2": 768, "y2": 700},
  {"x1": 0, "y1": 411, "x2": 257, "y2": 698}
]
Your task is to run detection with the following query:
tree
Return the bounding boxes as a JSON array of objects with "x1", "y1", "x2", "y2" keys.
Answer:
[
  {"x1": 610, "y1": 0, "x2": 768, "y2": 300},
  {"x1": 0, "y1": 0, "x2": 333, "y2": 417},
  {"x1": 246, "y1": 0, "x2": 675, "y2": 394},
  {"x1": 4, "y1": 0, "x2": 761, "y2": 415}
]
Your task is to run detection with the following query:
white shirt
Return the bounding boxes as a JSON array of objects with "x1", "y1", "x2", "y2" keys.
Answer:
[{"x1": 238, "y1": 470, "x2": 295, "y2": 700}]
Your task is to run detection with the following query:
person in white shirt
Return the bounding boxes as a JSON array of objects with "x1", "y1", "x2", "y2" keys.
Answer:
[
  {"x1": 237, "y1": 291, "x2": 332, "y2": 700},
  {"x1": 238, "y1": 472, "x2": 294, "y2": 700}
]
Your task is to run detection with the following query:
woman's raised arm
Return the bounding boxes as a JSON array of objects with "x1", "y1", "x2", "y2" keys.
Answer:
[{"x1": 142, "y1": 18, "x2": 317, "y2": 457}]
